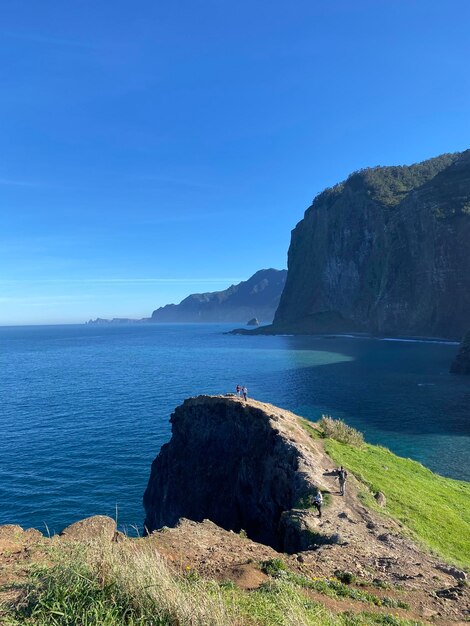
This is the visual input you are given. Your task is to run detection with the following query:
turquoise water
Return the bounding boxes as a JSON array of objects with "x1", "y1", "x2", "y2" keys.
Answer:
[{"x1": 1, "y1": 324, "x2": 469, "y2": 535}]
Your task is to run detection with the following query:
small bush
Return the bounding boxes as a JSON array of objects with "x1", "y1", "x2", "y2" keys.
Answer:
[
  {"x1": 319, "y1": 416, "x2": 364, "y2": 446},
  {"x1": 371, "y1": 578, "x2": 393, "y2": 590},
  {"x1": 259, "y1": 559, "x2": 287, "y2": 577},
  {"x1": 334, "y1": 570, "x2": 356, "y2": 585}
]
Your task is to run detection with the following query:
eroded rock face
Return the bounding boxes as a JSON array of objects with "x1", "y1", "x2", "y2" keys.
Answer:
[
  {"x1": 273, "y1": 151, "x2": 470, "y2": 339},
  {"x1": 143, "y1": 396, "x2": 324, "y2": 551}
]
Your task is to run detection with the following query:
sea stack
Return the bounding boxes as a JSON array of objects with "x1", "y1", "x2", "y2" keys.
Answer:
[{"x1": 450, "y1": 332, "x2": 470, "y2": 374}]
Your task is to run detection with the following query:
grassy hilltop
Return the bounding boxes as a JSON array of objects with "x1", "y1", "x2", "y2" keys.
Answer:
[{"x1": 301, "y1": 418, "x2": 470, "y2": 569}]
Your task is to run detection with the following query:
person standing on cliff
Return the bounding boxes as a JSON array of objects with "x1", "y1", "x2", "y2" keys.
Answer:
[
  {"x1": 242, "y1": 386, "x2": 248, "y2": 401},
  {"x1": 236, "y1": 384, "x2": 241, "y2": 397},
  {"x1": 313, "y1": 490, "x2": 323, "y2": 518},
  {"x1": 336, "y1": 466, "x2": 348, "y2": 496}
]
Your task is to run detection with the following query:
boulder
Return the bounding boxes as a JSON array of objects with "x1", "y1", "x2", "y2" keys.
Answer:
[
  {"x1": 0, "y1": 524, "x2": 24, "y2": 540},
  {"x1": 59, "y1": 515, "x2": 116, "y2": 543},
  {"x1": 278, "y1": 510, "x2": 339, "y2": 552},
  {"x1": 374, "y1": 491, "x2": 387, "y2": 507}
]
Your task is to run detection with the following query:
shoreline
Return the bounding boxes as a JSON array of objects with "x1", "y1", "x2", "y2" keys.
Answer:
[{"x1": 228, "y1": 327, "x2": 461, "y2": 345}]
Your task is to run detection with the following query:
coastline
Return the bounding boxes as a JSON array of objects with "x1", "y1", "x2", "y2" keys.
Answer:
[{"x1": 228, "y1": 326, "x2": 461, "y2": 345}]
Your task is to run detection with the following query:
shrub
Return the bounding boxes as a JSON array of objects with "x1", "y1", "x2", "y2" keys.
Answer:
[
  {"x1": 319, "y1": 416, "x2": 364, "y2": 446},
  {"x1": 334, "y1": 570, "x2": 356, "y2": 585},
  {"x1": 259, "y1": 559, "x2": 287, "y2": 577}
]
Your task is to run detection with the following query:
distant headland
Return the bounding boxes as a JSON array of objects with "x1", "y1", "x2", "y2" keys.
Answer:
[{"x1": 86, "y1": 268, "x2": 287, "y2": 326}]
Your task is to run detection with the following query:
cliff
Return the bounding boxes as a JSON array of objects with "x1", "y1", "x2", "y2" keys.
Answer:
[
  {"x1": 150, "y1": 269, "x2": 287, "y2": 323},
  {"x1": 272, "y1": 151, "x2": 470, "y2": 339},
  {"x1": 2, "y1": 397, "x2": 469, "y2": 624},
  {"x1": 143, "y1": 395, "x2": 323, "y2": 551},
  {"x1": 143, "y1": 395, "x2": 469, "y2": 563},
  {"x1": 450, "y1": 331, "x2": 470, "y2": 374}
]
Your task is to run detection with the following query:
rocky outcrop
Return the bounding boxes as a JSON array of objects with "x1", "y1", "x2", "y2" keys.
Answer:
[
  {"x1": 59, "y1": 515, "x2": 117, "y2": 542},
  {"x1": 450, "y1": 332, "x2": 470, "y2": 374},
  {"x1": 247, "y1": 317, "x2": 259, "y2": 326},
  {"x1": 150, "y1": 269, "x2": 287, "y2": 324},
  {"x1": 272, "y1": 151, "x2": 470, "y2": 339},
  {"x1": 2, "y1": 517, "x2": 469, "y2": 625},
  {"x1": 143, "y1": 395, "x2": 333, "y2": 551}
]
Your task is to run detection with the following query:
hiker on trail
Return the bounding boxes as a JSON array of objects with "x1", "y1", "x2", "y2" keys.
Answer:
[
  {"x1": 336, "y1": 466, "x2": 348, "y2": 496},
  {"x1": 313, "y1": 490, "x2": 323, "y2": 518},
  {"x1": 236, "y1": 385, "x2": 241, "y2": 397},
  {"x1": 242, "y1": 386, "x2": 248, "y2": 401}
]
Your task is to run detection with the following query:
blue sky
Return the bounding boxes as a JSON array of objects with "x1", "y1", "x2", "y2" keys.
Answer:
[{"x1": 1, "y1": 1, "x2": 469, "y2": 324}]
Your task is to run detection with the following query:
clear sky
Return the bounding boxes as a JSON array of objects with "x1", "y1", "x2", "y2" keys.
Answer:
[{"x1": 1, "y1": 0, "x2": 469, "y2": 324}]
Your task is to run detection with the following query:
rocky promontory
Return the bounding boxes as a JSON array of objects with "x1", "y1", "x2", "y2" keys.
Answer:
[
  {"x1": 143, "y1": 395, "x2": 327, "y2": 552},
  {"x1": 1, "y1": 396, "x2": 469, "y2": 624}
]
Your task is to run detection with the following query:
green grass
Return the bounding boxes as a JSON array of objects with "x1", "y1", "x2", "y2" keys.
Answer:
[
  {"x1": 321, "y1": 437, "x2": 470, "y2": 569},
  {"x1": 258, "y1": 559, "x2": 409, "y2": 610},
  {"x1": 1, "y1": 563, "x2": 168, "y2": 626},
  {"x1": 222, "y1": 580, "x2": 418, "y2": 626},
  {"x1": 299, "y1": 418, "x2": 322, "y2": 440},
  {"x1": 1, "y1": 541, "x2": 422, "y2": 626}
]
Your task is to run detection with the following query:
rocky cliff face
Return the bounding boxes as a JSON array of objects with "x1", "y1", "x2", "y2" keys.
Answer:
[
  {"x1": 273, "y1": 151, "x2": 470, "y2": 339},
  {"x1": 151, "y1": 269, "x2": 287, "y2": 323},
  {"x1": 450, "y1": 332, "x2": 470, "y2": 374},
  {"x1": 143, "y1": 395, "x2": 330, "y2": 551}
]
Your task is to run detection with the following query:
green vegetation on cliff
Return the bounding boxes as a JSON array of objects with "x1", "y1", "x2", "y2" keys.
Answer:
[
  {"x1": 303, "y1": 420, "x2": 470, "y2": 569},
  {"x1": 350, "y1": 153, "x2": 458, "y2": 208},
  {"x1": 2, "y1": 541, "x2": 421, "y2": 626},
  {"x1": 317, "y1": 152, "x2": 458, "y2": 209}
]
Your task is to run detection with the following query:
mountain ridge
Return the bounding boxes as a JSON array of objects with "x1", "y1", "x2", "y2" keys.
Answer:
[{"x1": 150, "y1": 268, "x2": 287, "y2": 323}]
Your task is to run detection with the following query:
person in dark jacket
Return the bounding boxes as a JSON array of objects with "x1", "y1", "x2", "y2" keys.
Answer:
[{"x1": 336, "y1": 466, "x2": 348, "y2": 496}]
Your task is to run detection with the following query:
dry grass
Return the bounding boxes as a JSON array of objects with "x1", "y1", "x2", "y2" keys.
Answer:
[
  {"x1": 1, "y1": 538, "x2": 422, "y2": 626},
  {"x1": 76, "y1": 539, "x2": 236, "y2": 625},
  {"x1": 318, "y1": 416, "x2": 364, "y2": 447}
]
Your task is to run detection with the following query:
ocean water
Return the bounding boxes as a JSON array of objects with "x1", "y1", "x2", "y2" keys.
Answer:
[{"x1": 0, "y1": 323, "x2": 469, "y2": 535}]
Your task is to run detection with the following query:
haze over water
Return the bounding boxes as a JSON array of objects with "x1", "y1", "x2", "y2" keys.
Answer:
[{"x1": 1, "y1": 324, "x2": 468, "y2": 534}]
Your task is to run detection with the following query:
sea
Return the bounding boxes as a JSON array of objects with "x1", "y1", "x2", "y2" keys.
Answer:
[{"x1": 1, "y1": 323, "x2": 469, "y2": 535}]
